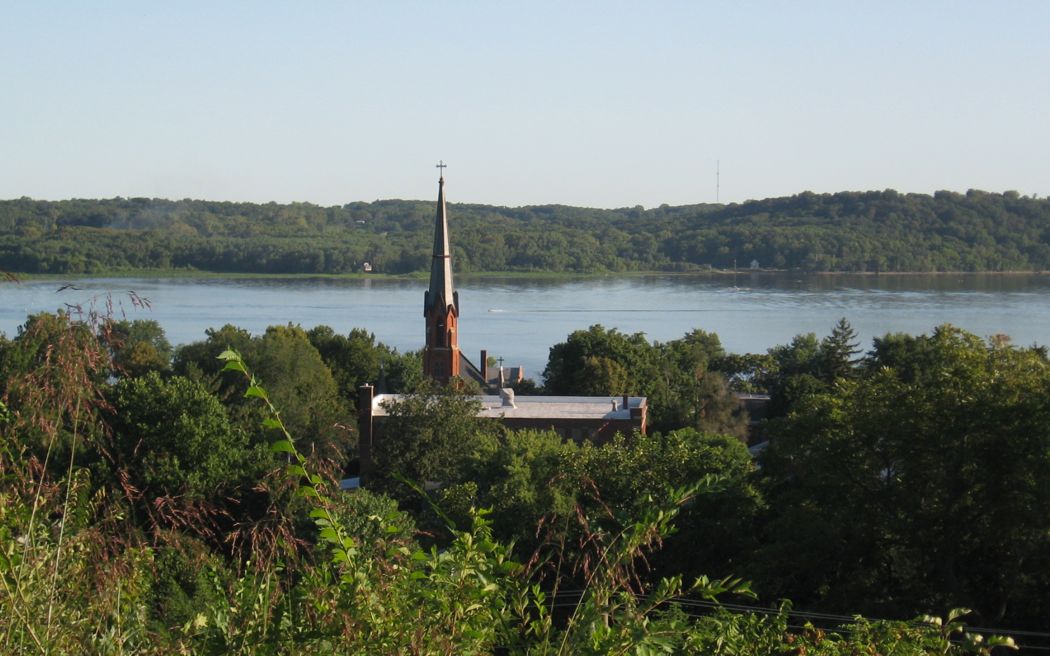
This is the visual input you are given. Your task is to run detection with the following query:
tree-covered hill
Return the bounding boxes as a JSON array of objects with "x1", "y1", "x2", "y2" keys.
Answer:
[{"x1": 1, "y1": 188, "x2": 1047, "y2": 274}]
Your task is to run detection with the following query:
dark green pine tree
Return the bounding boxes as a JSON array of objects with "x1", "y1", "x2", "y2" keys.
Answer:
[{"x1": 818, "y1": 318, "x2": 861, "y2": 382}]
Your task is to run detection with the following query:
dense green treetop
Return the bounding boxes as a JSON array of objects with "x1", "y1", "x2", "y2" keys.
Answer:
[
  {"x1": 108, "y1": 372, "x2": 258, "y2": 501},
  {"x1": 174, "y1": 323, "x2": 353, "y2": 466},
  {"x1": 443, "y1": 426, "x2": 762, "y2": 584},
  {"x1": 106, "y1": 319, "x2": 174, "y2": 378},
  {"x1": 1, "y1": 188, "x2": 1048, "y2": 274},
  {"x1": 542, "y1": 324, "x2": 748, "y2": 438},
  {"x1": 755, "y1": 325, "x2": 1050, "y2": 627}
]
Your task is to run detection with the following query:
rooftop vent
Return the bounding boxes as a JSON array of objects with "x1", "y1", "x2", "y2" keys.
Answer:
[{"x1": 499, "y1": 388, "x2": 516, "y2": 408}]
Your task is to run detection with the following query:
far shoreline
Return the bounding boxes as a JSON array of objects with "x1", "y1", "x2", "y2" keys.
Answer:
[{"x1": 4, "y1": 268, "x2": 1049, "y2": 282}]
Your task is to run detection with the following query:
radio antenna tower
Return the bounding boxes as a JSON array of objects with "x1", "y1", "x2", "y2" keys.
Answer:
[{"x1": 716, "y1": 160, "x2": 720, "y2": 203}]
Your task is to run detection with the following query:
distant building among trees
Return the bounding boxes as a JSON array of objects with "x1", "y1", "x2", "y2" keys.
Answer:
[{"x1": 357, "y1": 168, "x2": 649, "y2": 482}]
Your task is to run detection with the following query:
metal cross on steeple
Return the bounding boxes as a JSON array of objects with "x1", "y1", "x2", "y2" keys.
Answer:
[{"x1": 436, "y1": 160, "x2": 447, "y2": 178}]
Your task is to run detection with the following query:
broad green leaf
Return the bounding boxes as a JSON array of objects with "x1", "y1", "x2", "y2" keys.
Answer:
[
  {"x1": 271, "y1": 440, "x2": 295, "y2": 454},
  {"x1": 217, "y1": 349, "x2": 242, "y2": 363},
  {"x1": 221, "y1": 359, "x2": 247, "y2": 373}
]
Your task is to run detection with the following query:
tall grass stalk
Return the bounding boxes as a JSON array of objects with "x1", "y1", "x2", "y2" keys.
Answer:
[
  {"x1": 45, "y1": 392, "x2": 82, "y2": 645},
  {"x1": 2, "y1": 297, "x2": 122, "y2": 654}
]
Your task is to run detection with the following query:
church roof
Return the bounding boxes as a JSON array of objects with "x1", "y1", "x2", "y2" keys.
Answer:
[
  {"x1": 424, "y1": 174, "x2": 458, "y2": 315},
  {"x1": 459, "y1": 352, "x2": 488, "y2": 387}
]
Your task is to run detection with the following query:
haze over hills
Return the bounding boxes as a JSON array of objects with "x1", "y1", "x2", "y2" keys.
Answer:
[{"x1": 1, "y1": 188, "x2": 1047, "y2": 275}]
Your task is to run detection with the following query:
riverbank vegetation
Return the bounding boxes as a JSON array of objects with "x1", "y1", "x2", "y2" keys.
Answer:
[
  {"x1": 2, "y1": 188, "x2": 1048, "y2": 275},
  {"x1": 0, "y1": 306, "x2": 1041, "y2": 652}
]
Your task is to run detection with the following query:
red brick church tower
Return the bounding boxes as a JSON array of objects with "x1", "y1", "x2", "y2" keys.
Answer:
[{"x1": 423, "y1": 164, "x2": 461, "y2": 384}]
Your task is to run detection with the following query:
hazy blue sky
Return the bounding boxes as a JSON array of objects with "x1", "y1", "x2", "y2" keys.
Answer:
[{"x1": 1, "y1": 1, "x2": 1047, "y2": 208}]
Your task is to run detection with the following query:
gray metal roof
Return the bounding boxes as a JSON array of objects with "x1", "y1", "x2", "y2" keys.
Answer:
[{"x1": 373, "y1": 393, "x2": 646, "y2": 421}]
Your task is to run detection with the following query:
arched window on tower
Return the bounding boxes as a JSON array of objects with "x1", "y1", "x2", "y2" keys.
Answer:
[{"x1": 436, "y1": 320, "x2": 446, "y2": 347}]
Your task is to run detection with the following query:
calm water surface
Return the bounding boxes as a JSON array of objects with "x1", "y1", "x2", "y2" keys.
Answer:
[{"x1": 2, "y1": 274, "x2": 1048, "y2": 380}]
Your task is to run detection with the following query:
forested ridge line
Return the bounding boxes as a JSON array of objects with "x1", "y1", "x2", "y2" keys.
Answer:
[{"x1": 1, "y1": 188, "x2": 1048, "y2": 275}]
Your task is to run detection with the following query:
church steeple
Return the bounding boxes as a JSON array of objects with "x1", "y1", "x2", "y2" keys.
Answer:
[
  {"x1": 425, "y1": 165, "x2": 458, "y2": 317},
  {"x1": 423, "y1": 163, "x2": 460, "y2": 383}
]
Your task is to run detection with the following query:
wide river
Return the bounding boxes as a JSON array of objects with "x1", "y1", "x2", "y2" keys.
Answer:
[{"x1": 2, "y1": 273, "x2": 1048, "y2": 381}]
